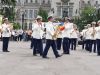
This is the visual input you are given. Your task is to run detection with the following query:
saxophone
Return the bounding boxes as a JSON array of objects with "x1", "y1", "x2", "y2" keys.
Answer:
[{"x1": 52, "y1": 26, "x2": 61, "y2": 40}]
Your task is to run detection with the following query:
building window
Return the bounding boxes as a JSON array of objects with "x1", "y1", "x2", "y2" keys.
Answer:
[
  {"x1": 69, "y1": 8, "x2": 73, "y2": 17},
  {"x1": 29, "y1": 23, "x2": 32, "y2": 30},
  {"x1": 96, "y1": 1, "x2": 98, "y2": 4},
  {"x1": 24, "y1": 10, "x2": 28, "y2": 18},
  {"x1": 48, "y1": 0, "x2": 50, "y2": 4},
  {"x1": 88, "y1": 1, "x2": 90, "y2": 5},
  {"x1": 29, "y1": 10, "x2": 33, "y2": 18},
  {"x1": 24, "y1": 23, "x2": 27, "y2": 30},
  {"x1": 18, "y1": 0, "x2": 20, "y2": 3},
  {"x1": 82, "y1": 1, "x2": 85, "y2": 4},
  {"x1": 25, "y1": 0, "x2": 28, "y2": 3},
  {"x1": 35, "y1": 0, "x2": 38, "y2": 3},
  {"x1": 30, "y1": 0, "x2": 33, "y2": 3},
  {"x1": 34, "y1": 10, "x2": 38, "y2": 18},
  {"x1": 57, "y1": 6, "x2": 61, "y2": 17},
  {"x1": 75, "y1": 9, "x2": 78, "y2": 14},
  {"x1": 62, "y1": 8, "x2": 68, "y2": 17},
  {"x1": 43, "y1": 0, "x2": 45, "y2": 4}
]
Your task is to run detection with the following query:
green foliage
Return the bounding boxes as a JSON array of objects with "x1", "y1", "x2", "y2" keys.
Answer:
[
  {"x1": 80, "y1": 6, "x2": 97, "y2": 23},
  {"x1": 1, "y1": 0, "x2": 16, "y2": 6},
  {"x1": 38, "y1": 7, "x2": 48, "y2": 22},
  {"x1": 74, "y1": 6, "x2": 97, "y2": 31},
  {"x1": 13, "y1": 22, "x2": 21, "y2": 30},
  {"x1": 1, "y1": 0, "x2": 16, "y2": 22}
]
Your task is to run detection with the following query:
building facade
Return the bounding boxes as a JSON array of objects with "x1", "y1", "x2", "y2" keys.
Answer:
[
  {"x1": 0, "y1": 0, "x2": 100, "y2": 29},
  {"x1": 15, "y1": 0, "x2": 51, "y2": 30}
]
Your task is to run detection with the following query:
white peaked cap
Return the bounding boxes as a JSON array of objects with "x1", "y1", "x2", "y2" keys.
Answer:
[
  {"x1": 87, "y1": 24, "x2": 91, "y2": 27},
  {"x1": 4, "y1": 18, "x2": 8, "y2": 20},
  {"x1": 48, "y1": 12, "x2": 54, "y2": 18},
  {"x1": 92, "y1": 21, "x2": 96, "y2": 24},
  {"x1": 36, "y1": 15, "x2": 42, "y2": 19}
]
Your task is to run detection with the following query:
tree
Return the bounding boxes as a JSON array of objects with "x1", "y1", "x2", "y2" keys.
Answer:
[
  {"x1": 0, "y1": 0, "x2": 16, "y2": 22},
  {"x1": 38, "y1": 7, "x2": 48, "y2": 22},
  {"x1": 74, "y1": 6, "x2": 97, "y2": 31},
  {"x1": 80, "y1": 6, "x2": 96, "y2": 24},
  {"x1": 13, "y1": 22, "x2": 21, "y2": 30}
]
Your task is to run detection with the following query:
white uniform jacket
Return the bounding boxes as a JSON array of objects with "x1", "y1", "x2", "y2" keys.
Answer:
[
  {"x1": 2, "y1": 23, "x2": 11, "y2": 37},
  {"x1": 96, "y1": 26, "x2": 100, "y2": 39},
  {"x1": 85, "y1": 28, "x2": 92, "y2": 40},
  {"x1": 88, "y1": 27, "x2": 96, "y2": 40},
  {"x1": 45, "y1": 21, "x2": 55, "y2": 40},
  {"x1": 81, "y1": 29, "x2": 87, "y2": 40},
  {"x1": 70, "y1": 29, "x2": 79, "y2": 39},
  {"x1": 32, "y1": 22, "x2": 44, "y2": 39},
  {"x1": 62, "y1": 22, "x2": 73, "y2": 38}
]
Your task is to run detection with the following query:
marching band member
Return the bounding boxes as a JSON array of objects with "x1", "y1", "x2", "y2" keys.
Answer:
[
  {"x1": 70, "y1": 24, "x2": 79, "y2": 50},
  {"x1": 62, "y1": 17, "x2": 74, "y2": 54},
  {"x1": 42, "y1": 16, "x2": 61, "y2": 58},
  {"x1": 56, "y1": 23, "x2": 64, "y2": 50},
  {"x1": 1, "y1": 18, "x2": 13, "y2": 52},
  {"x1": 89, "y1": 22, "x2": 97, "y2": 53},
  {"x1": 30, "y1": 19, "x2": 37, "y2": 49},
  {"x1": 56, "y1": 28, "x2": 62, "y2": 50},
  {"x1": 32, "y1": 16, "x2": 44, "y2": 56},
  {"x1": 85, "y1": 24, "x2": 92, "y2": 52},
  {"x1": 81, "y1": 26, "x2": 88, "y2": 50},
  {"x1": 96, "y1": 20, "x2": 100, "y2": 56}
]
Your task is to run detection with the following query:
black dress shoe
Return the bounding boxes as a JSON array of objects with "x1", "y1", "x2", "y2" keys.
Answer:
[
  {"x1": 63, "y1": 52, "x2": 70, "y2": 54},
  {"x1": 56, "y1": 55, "x2": 62, "y2": 58},
  {"x1": 3, "y1": 51, "x2": 10, "y2": 52},
  {"x1": 33, "y1": 54, "x2": 37, "y2": 56},
  {"x1": 42, "y1": 56, "x2": 49, "y2": 59},
  {"x1": 6, "y1": 51, "x2": 10, "y2": 52}
]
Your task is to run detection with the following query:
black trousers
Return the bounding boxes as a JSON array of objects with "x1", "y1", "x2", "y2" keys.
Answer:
[
  {"x1": 82, "y1": 40, "x2": 86, "y2": 50},
  {"x1": 33, "y1": 39, "x2": 43, "y2": 56},
  {"x1": 70, "y1": 38, "x2": 77, "y2": 50},
  {"x1": 89, "y1": 40, "x2": 96, "y2": 53},
  {"x1": 56, "y1": 38, "x2": 62, "y2": 50},
  {"x1": 63, "y1": 38, "x2": 70, "y2": 54},
  {"x1": 30, "y1": 38, "x2": 34, "y2": 49},
  {"x1": 18, "y1": 35, "x2": 22, "y2": 41},
  {"x1": 85, "y1": 39, "x2": 91, "y2": 51},
  {"x1": 2, "y1": 37, "x2": 10, "y2": 51},
  {"x1": 96, "y1": 39, "x2": 100, "y2": 55},
  {"x1": 43, "y1": 39, "x2": 59, "y2": 58}
]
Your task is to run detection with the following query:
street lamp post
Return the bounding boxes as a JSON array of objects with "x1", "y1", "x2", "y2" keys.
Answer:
[
  {"x1": 97, "y1": 7, "x2": 100, "y2": 20},
  {"x1": 22, "y1": 12, "x2": 24, "y2": 30}
]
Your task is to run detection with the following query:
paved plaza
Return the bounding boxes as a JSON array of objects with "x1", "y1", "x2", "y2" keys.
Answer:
[{"x1": 0, "y1": 41, "x2": 100, "y2": 75}]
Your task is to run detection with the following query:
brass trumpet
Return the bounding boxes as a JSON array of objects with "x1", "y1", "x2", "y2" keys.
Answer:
[{"x1": 91, "y1": 27, "x2": 96, "y2": 37}]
